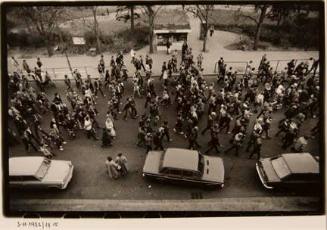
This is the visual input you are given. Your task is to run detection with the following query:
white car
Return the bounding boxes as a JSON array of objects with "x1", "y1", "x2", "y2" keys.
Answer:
[
  {"x1": 256, "y1": 153, "x2": 320, "y2": 190},
  {"x1": 9, "y1": 156, "x2": 74, "y2": 190},
  {"x1": 143, "y1": 148, "x2": 225, "y2": 188}
]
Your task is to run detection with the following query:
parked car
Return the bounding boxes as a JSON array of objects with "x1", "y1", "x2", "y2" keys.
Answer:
[
  {"x1": 9, "y1": 156, "x2": 74, "y2": 190},
  {"x1": 142, "y1": 148, "x2": 225, "y2": 188},
  {"x1": 256, "y1": 153, "x2": 320, "y2": 190}
]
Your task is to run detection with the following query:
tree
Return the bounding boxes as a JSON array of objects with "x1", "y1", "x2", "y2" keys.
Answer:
[
  {"x1": 116, "y1": 5, "x2": 139, "y2": 31},
  {"x1": 235, "y1": 5, "x2": 270, "y2": 50},
  {"x1": 92, "y1": 6, "x2": 102, "y2": 54},
  {"x1": 140, "y1": 5, "x2": 162, "y2": 54},
  {"x1": 184, "y1": 5, "x2": 214, "y2": 52},
  {"x1": 15, "y1": 6, "x2": 64, "y2": 56}
]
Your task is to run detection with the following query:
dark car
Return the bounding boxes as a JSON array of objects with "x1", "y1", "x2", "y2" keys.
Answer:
[
  {"x1": 256, "y1": 153, "x2": 320, "y2": 190},
  {"x1": 142, "y1": 148, "x2": 225, "y2": 188}
]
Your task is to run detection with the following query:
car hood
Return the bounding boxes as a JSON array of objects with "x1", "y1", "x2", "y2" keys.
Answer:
[
  {"x1": 42, "y1": 160, "x2": 72, "y2": 183},
  {"x1": 260, "y1": 159, "x2": 281, "y2": 183},
  {"x1": 143, "y1": 151, "x2": 163, "y2": 174},
  {"x1": 202, "y1": 155, "x2": 224, "y2": 183}
]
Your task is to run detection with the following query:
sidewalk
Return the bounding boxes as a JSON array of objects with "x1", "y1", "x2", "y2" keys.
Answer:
[
  {"x1": 10, "y1": 197, "x2": 321, "y2": 212},
  {"x1": 7, "y1": 15, "x2": 319, "y2": 79}
]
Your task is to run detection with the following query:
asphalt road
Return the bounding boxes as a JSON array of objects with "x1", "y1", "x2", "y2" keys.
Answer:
[{"x1": 8, "y1": 78, "x2": 321, "y2": 202}]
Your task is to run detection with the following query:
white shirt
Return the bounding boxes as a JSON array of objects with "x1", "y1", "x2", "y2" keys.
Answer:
[{"x1": 84, "y1": 119, "x2": 92, "y2": 131}]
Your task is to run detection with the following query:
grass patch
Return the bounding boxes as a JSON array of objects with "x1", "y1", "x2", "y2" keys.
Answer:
[{"x1": 208, "y1": 8, "x2": 319, "y2": 50}]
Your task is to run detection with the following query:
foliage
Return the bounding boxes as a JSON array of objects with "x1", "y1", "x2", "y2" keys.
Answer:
[
  {"x1": 84, "y1": 26, "x2": 148, "y2": 53},
  {"x1": 212, "y1": 7, "x2": 320, "y2": 50},
  {"x1": 140, "y1": 5, "x2": 163, "y2": 53},
  {"x1": 183, "y1": 4, "x2": 214, "y2": 52},
  {"x1": 10, "y1": 6, "x2": 66, "y2": 56}
]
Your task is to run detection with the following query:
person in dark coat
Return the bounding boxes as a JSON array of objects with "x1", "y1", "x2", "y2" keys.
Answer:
[
  {"x1": 248, "y1": 137, "x2": 262, "y2": 159},
  {"x1": 188, "y1": 126, "x2": 200, "y2": 150},
  {"x1": 224, "y1": 131, "x2": 245, "y2": 156},
  {"x1": 101, "y1": 128, "x2": 112, "y2": 147},
  {"x1": 153, "y1": 130, "x2": 164, "y2": 150},
  {"x1": 144, "y1": 132, "x2": 153, "y2": 153},
  {"x1": 204, "y1": 125, "x2": 221, "y2": 154}
]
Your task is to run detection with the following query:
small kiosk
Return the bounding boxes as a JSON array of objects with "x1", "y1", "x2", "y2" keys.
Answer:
[{"x1": 154, "y1": 10, "x2": 191, "y2": 52}]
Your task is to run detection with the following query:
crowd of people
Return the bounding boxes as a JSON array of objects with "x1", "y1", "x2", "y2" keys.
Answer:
[{"x1": 8, "y1": 42, "x2": 320, "y2": 180}]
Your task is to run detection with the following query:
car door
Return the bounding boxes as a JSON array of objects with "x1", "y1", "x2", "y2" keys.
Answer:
[
  {"x1": 21, "y1": 175, "x2": 43, "y2": 188},
  {"x1": 281, "y1": 173, "x2": 319, "y2": 189}
]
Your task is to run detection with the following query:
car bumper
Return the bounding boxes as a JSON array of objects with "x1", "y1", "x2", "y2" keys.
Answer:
[
  {"x1": 60, "y1": 164, "x2": 74, "y2": 190},
  {"x1": 256, "y1": 163, "x2": 274, "y2": 190}
]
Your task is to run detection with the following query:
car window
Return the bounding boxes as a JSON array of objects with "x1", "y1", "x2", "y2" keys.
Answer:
[
  {"x1": 183, "y1": 170, "x2": 194, "y2": 177},
  {"x1": 271, "y1": 157, "x2": 291, "y2": 180},
  {"x1": 35, "y1": 159, "x2": 51, "y2": 180},
  {"x1": 21, "y1": 176, "x2": 39, "y2": 181},
  {"x1": 168, "y1": 169, "x2": 182, "y2": 176},
  {"x1": 10, "y1": 176, "x2": 23, "y2": 181},
  {"x1": 160, "y1": 167, "x2": 169, "y2": 174},
  {"x1": 286, "y1": 173, "x2": 319, "y2": 181},
  {"x1": 10, "y1": 175, "x2": 39, "y2": 181},
  {"x1": 198, "y1": 154, "x2": 204, "y2": 174}
]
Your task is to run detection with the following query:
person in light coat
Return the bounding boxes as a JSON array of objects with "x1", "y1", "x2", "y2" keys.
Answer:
[
  {"x1": 105, "y1": 113, "x2": 116, "y2": 138},
  {"x1": 105, "y1": 156, "x2": 121, "y2": 179}
]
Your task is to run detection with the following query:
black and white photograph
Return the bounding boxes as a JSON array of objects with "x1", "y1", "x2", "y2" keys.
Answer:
[{"x1": 1, "y1": 0, "x2": 325, "y2": 224}]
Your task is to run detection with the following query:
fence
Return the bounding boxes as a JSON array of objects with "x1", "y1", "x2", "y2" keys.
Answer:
[
  {"x1": 12, "y1": 58, "x2": 319, "y2": 81},
  {"x1": 213, "y1": 58, "x2": 319, "y2": 75},
  {"x1": 214, "y1": 61, "x2": 248, "y2": 74},
  {"x1": 44, "y1": 66, "x2": 99, "y2": 80}
]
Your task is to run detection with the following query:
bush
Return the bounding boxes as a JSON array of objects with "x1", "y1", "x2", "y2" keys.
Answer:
[
  {"x1": 83, "y1": 26, "x2": 148, "y2": 53},
  {"x1": 213, "y1": 15, "x2": 320, "y2": 50},
  {"x1": 7, "y1": 32, "x2": 46, "y2": 48}
]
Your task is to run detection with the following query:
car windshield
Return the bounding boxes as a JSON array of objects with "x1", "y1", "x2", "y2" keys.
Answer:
[
  {"x1": 35, "y1": 159, "x2": 51, "y2": 180},
  {"x1": 271, "y1": 157, "x2": 291, "y2": 179},
  {"x1": 198, "y1": 154, "x2": 204, "y2": 174}
]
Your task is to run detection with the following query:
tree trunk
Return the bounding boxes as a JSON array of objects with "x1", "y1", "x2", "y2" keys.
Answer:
[
  {"x1": 130, "y1": 6, "x2": 135, "y2": 32},
  {"x1": 147, "y1": 6, "x2": 155, "y2": 54},
  {"x1": 202, "y1": 23, "x2": 208, "y2": 52},
  {"x1": 92, "y1": 7, "x2": 101, "y2": 54},
  {"x1": 253, "y1": 5, "x2": 268, "y2": 50},
  {"x1": 44, "y1": 36, "x2": 53, "y2": 57},
  {"x1": 149, "y1": 21, "x2": 154, "y2": 53}
]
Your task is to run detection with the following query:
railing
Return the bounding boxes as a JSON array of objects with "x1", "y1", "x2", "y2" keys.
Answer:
[
  {"x1": 12, "y1": 58, "x2": 320, "y2": 82},
  {"x1": 214, "y1": 61, "x2": 248, "y2": 74},
  {"x1": 213, "y1": 58, "x2": 319, "y2": 75},
  {"x1": 44, "y1": 66, "x2": 99, "y2": 79}
]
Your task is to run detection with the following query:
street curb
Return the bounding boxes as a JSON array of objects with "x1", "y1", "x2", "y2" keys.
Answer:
[{"x1": 10, "y1": 197, "x2": 321, "y2": 212}]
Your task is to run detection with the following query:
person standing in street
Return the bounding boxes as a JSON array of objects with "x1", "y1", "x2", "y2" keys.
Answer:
[
  {"x1": 64, "y1": 75, "x2": 72, "y2": 91},
  {"x1": 36, "y1": 57, "x2": 43, "y2": 69},
  {"x1": 84, "y1": 115, "x2": 98, "y2": 140},
  {"x1": 248, "y1": 137, "x2": 262, "y2": 160},
  {"x1": 209, "y1": 25, "x2": 214, "y2": 37},
  {"x1": 115, "y1": 153, "x2": 128, "y2": 176},
  {"x1": 188, "y1": 126, "x2": 200, "y2": 150},
  {"x1": 145, "y1": 132, "x2": 153, "y2": 153},
  {"x1": 224, "y1": 131, "x2": 245, "y2": 156},
  {"x1": 105, "y1": 156, "x2": 121, "y2": 179},
  {"x1": 153, "y1": 130, "x2": 164, "y2": 150},
  {"x1": 204, "y1": 124, "x2": 221, "y2": 154}
]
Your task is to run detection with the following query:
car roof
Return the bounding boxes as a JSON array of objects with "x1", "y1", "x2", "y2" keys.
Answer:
[
  {"x1": 9, "y1": 156, "x2": 45, "y2": 176},
  {"x1": 281, "y1": 153, "x2": 319, "y2": 174},
  {"x1": 162, "y1": 148, "x2": 199, "y2": 172}
]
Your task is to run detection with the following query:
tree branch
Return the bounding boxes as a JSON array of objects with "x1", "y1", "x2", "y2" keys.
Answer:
[{"x1": 240, "y1": 14, "x2": 259, "y2": 24}]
